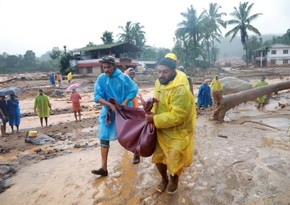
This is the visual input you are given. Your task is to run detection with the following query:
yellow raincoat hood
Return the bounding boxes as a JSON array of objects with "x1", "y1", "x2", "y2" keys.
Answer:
[{"x1": 152, "y1": 70, "x2": 196, "y2": 175}]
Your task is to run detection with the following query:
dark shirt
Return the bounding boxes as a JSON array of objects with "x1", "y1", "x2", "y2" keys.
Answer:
[{"x1": 0, "y1": 100, "x2": 8, "y2": 118}]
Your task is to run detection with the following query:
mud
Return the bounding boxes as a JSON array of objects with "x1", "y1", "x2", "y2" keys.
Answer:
[{"x1": 1, "y1": 68, "x2": 290, "y2": 205}]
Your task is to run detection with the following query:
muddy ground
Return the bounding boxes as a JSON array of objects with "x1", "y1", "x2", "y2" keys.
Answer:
[{"x1": 0, "y1": 67, "x2": 290, "y2": 205}]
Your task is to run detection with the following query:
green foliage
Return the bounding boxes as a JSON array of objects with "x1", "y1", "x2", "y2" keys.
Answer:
[
  {"x1": 101, "y1": 31, "x2": 114, "y2": 44},
  {"x1": 118, "y1": 21, "x2": 146, "y2": 50},
  {"x1": 225, "y1": 2, "x2": 262, "y2": 63},
  {"x1": 247, "y1": 36, "x2": 262, "y2": 62},
  {"x1": 59, "y1": 52, "x2": 73, "y2": 75}
]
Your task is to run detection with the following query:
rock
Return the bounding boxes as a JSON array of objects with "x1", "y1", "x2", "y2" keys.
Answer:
[
  {"x1": 25, "y1": 133, "x2": 56, "y2": 145},
  {"x1": 220, "y1": 77, "x2": 253, "y2": 95}
]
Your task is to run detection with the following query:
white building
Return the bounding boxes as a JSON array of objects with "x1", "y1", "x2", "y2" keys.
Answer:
[
  {"x1": 267, "y1": 44, "x2": 290, "y2": 66},
  {"x1": 254, "y1": 44, "x2": 290, "y2": 67}
]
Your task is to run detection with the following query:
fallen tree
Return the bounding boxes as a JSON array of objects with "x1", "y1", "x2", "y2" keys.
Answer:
[{"x1": 213, "y1": 80, "x2": 290, "y2": 122}]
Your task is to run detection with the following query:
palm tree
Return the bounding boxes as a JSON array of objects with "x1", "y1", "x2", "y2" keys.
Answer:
[
  {"x1": 132, "y1": 22, "x2": 146, "y2": 49},
  {"x1": 101, "y1": 31, "x2": 114, "y2": 44},
  {"x1": 175, "y1": 5, "x2": 203, "y2": 66},
  {"x1": 118, "y1": 21, "x2": 135, "y2": 44},
  {"x1": 118, "y1": 21, "x2": 146, "y2": 49},
  {"x1": 225, "y1": 2, "x2": 262, "y2": 64},
  {"x1": 200, "y1": 3, "x2": 226, "y2": 64}
]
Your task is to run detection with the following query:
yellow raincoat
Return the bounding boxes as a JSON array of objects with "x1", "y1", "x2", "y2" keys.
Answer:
[
  {"x1": 151, "y1": 70, "x2": 196, "y2": 176},
  {"x1": 67, "y1": 72, "x2": 73, "y2": 82},
  {"x1": 210, "y1": 79, "x2": 223, "y2": 92}
]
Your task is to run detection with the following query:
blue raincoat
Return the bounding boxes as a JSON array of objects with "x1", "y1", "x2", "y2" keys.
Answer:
[
  {"x1": 94, "y1": 68, "x2": 138, "y2": 141},
  {"x1": 7, "y1": 98, "x2": 20, "y2": 126},
  {"x1": 197, "y1": 82, "x2": 212, "y2": 107}
]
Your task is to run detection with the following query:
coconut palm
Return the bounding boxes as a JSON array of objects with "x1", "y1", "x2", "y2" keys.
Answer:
[
  {"x1": 200, "y1": 3, "x2": 226, "y2": 64},
  {"x1": 118, "y1": 21, "x2": 135, "y2": 44},
  {"x1": 175, "y1": 5, "x2": 203, "y2": 66},
  {"x1": 101, "y1": 31, "x2": 114, "y2": 44},
  {"x1": 132, "y1": 22, "x2": 146, "y2": 49},
  {"x1": 118, "y1": 21, "x2": 146, "y2": 50},
  {"x1": 225, "y1": 2, "x2": 262, "y2": 63}
]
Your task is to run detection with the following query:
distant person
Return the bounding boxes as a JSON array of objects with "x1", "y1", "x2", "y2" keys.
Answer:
[
  {"x1": 0, "y1": 96, "x2": 8, "y2": 137},
  {"x1": 92, "y1": 56, "x2": 138, "y2": 177},
  {"x1": 178, "y1": 65, "x2": 193, "y2": 94},
  {"x1": 57, "y1": 72, "x2": 62, "y2": 87},
  {"x1": 197, "y1": 80, "x2": 212, "y2": 111},
  {"x1": 7, "y1": 94, "x2": 20, "y2": 133},
  {"x1": 67, "y1": 72, "x2": 73, "y2": 84},
  {"x1": 70, "y1": 89, "x2": 82, "y2": 122},
  {"x1": 254, "y1": 76, "x2": 269, "y2": 109},
  {"x1": 145, "y1": 56, "x2": 196, "y2": 194},
  {"x1": 34, "y1": 89, "x2": 51, "y2": 127},
  {"x1": 210, "y1": 75, "x2": 223, "y2": 108},
  {"x1": 49, "y1": 72, "x2": 55, "y2": 86},
  {"x1": 124, "y1": 67, "x2": 140, "y2": 164}
]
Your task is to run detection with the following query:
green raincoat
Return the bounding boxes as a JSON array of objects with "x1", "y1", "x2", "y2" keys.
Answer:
[
  {"x1": 34, "y1": 94, "x2": 50, "y2": 118},
  {"x1": 151, "y1": 70, "x2": 196, "y2": 176},
  {"x1": 254, "y1": 80, "x2": 268, "y2": 103}
]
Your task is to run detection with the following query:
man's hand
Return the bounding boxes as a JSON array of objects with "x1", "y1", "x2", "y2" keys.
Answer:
[
  {"x1": 121, "y1": 99, "x2": 129, "y2": 106},
  {"x1": 109, "y1": 103, "x2": 117, "y2": 112},
  {"x1": 145, "y1": 113, "x2": 154, "y2": 123}
]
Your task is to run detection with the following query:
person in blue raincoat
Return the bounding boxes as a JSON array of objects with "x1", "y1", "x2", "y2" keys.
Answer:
[
  {"x1": 197, "y1": 80, "x2": 212, "y2": 111},
  {"x1": 92, "y1": 56, "x2": 138, "y2": 177},
  {"x1": 49, "y1": 72, "x2": 55, "y2": 86},
  {"x1": 7, "y1": 94, "x2": 20, "y2": 133}
]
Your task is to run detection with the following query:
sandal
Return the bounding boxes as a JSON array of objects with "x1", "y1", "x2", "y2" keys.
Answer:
[{"x1": 91, "y1": 168, "x2": 108, "y2": 176}]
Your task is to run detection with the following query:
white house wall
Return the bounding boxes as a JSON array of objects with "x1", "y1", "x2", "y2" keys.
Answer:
[{"x1": 267, "y1": 45, "x2": 290, "y2": 66}]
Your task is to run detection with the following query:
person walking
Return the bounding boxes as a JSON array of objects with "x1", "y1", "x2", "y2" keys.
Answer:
[
  {"x1": 92, "y1": 56, "x2": 138, "y2": 176},
  {"x1": 145, "y1": 56, "x2": 197, "y2": 194},
  {"x1": 0, "y1": 96, "x2": 8, "y2": 137},
  {"x1": 124, "y1": 67, "x2": 140, "y2": 164},
  {"x1": 210, "y1": 75, "x2": 223, "y2": 108},
  {"x1": 49, "y1": 72, "x2": 55, "y2": 87},
  {"x1": 34, "y1": 89, "x2": 51, "y2": 127},
  {"x1": 7, "y1": 94, "x2": 20, "y2": 133},
  {"x1": 70, "y1": 89, "x2": 81, "y2": 122},
  {"x1": 57, "y1": 72, "x2": 62, "y2": 87},
  {"x1": 197, "y1": 80, "x2": 212, "y2": 111},
  {"x1": 254, "y1": 76, "x2": 269, "y2": 109},
  {"x1": 67, "y1": 72, "x2": 73, "y2": 84},
  {"x1": 178, "y1": 65, "x2": 193, "y2": 94}
]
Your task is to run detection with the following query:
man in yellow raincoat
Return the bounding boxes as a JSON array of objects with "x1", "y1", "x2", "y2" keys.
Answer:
[
  {"x1": 254, "y1": 76, "x2": 268, "y2": 108},
  {"x1": 145, "y1": 56, "x2": 196, "y2": 194},
  {"x1": 210, "y1": 75, "x2": 223, "y2": 108}
]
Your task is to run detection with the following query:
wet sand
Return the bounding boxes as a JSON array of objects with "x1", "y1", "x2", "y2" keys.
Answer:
[{"x1": 1, "y1": 71, "x2": 290, "y2": 204}]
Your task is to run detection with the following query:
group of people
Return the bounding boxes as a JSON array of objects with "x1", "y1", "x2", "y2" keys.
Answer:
[
  {"x1": 0, "y1": 94, "x2": 21, "y2": 137},
  {"x1": 1, "y1": 54, "x2": 270, "y2": 195},
  {"x1": 33, "y1": 87, "x2": 82, "y2": 127},
  {"x1": 197, "y1": 75, "x2": 223, "y2": 112},
  {"x1": 92, "y1": 54, "x2": 196, "y2": 194},
  {"x1": 49, "y1": 71, "x2": 73, "y2": 87}
]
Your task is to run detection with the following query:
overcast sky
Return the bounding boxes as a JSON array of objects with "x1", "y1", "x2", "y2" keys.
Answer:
[{"x1": 1, "y1": 0, "x2": 289, "y2": 57}]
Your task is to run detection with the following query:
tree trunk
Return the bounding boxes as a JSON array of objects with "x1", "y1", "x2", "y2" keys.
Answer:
[{"x1": 213, "y1": 80, "x2": 290, "y2": 122}]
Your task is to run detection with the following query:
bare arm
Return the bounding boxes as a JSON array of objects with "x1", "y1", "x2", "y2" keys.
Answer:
[{"x1": 98, "y1": 98, "x2": 116, "y2": 112}]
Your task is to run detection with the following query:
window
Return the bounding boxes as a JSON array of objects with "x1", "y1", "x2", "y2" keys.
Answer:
[
  {"x1": 271, "y1": 59, "x2": 276, "y2": 65},
  {"x1": 283, "y1": 50, "x2": 288, "y2": 54},
  {"x1": 283, "y1": 59, "x2": 288, "y2": 64},
  {"x1": 271, "y1": 50, "x2": 276, "y2": 54}
]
